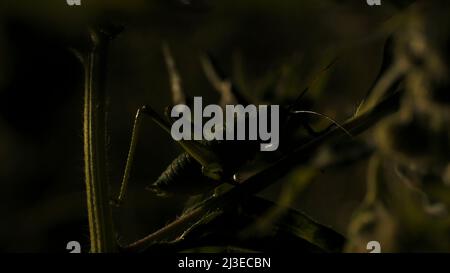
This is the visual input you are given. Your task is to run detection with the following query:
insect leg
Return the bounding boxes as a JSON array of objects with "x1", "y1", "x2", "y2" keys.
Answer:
[
  {"x1": 112, "y1": 105, "x2": 173, "y2": 207},
  {"x1": 143, "y1": 105, "x2": 222, "y2": 178},
  {"x1": 113, "y1": 104, "x2": 224, "y2": 206}
]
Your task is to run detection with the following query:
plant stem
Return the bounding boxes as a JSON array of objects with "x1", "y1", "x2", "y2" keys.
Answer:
[{"x1": 82, "y1": 29, "x2": 116, "y2": 253}]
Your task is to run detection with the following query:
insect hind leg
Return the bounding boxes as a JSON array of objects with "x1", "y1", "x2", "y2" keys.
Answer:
[{"x1": 111, "y1": 105, "x2": 173, "y2": 207}]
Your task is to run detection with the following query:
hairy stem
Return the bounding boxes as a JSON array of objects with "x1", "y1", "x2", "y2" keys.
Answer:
[{"x1": 82, "y1": 29, "x2": 116, "y2": 253}]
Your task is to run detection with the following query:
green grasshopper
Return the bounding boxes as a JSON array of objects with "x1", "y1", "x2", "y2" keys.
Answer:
[{"x1": 112, "y1": 45, "x2": 349, "y2": 206}]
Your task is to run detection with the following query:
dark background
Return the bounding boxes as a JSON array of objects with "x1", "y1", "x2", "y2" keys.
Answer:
[{"x1": 0, "y1": 0, "x2": 411, "y2": 252}]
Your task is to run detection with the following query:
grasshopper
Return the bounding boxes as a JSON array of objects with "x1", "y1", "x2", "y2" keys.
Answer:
[{"x1": 112, "y1": 45, "x2": 350, "y2": 206}]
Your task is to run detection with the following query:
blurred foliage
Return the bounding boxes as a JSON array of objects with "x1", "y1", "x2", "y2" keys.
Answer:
[
  {"x1": 346, "y1": 1, "x2": 450, "y2": 252},
  {"x1": 1, "y1": 0, "x2": 449, "y2": 253}
]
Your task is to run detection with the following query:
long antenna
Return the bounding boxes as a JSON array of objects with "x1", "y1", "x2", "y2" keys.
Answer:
[{"x1": 291, "y1": 110, "x2": 353, "y2": 137}]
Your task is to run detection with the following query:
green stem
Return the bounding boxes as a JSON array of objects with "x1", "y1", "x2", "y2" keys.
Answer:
[{"x1": 82, "y1": 29, "x2": 116, "y2": 253}]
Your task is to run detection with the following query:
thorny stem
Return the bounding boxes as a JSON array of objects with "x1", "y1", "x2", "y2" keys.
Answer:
[
  {"x1": 81, "y1": 29, "x2": 117, "y2": 253},
  {"x1": 124, "y1": 90, "x2": 403, "y2": 252}
]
